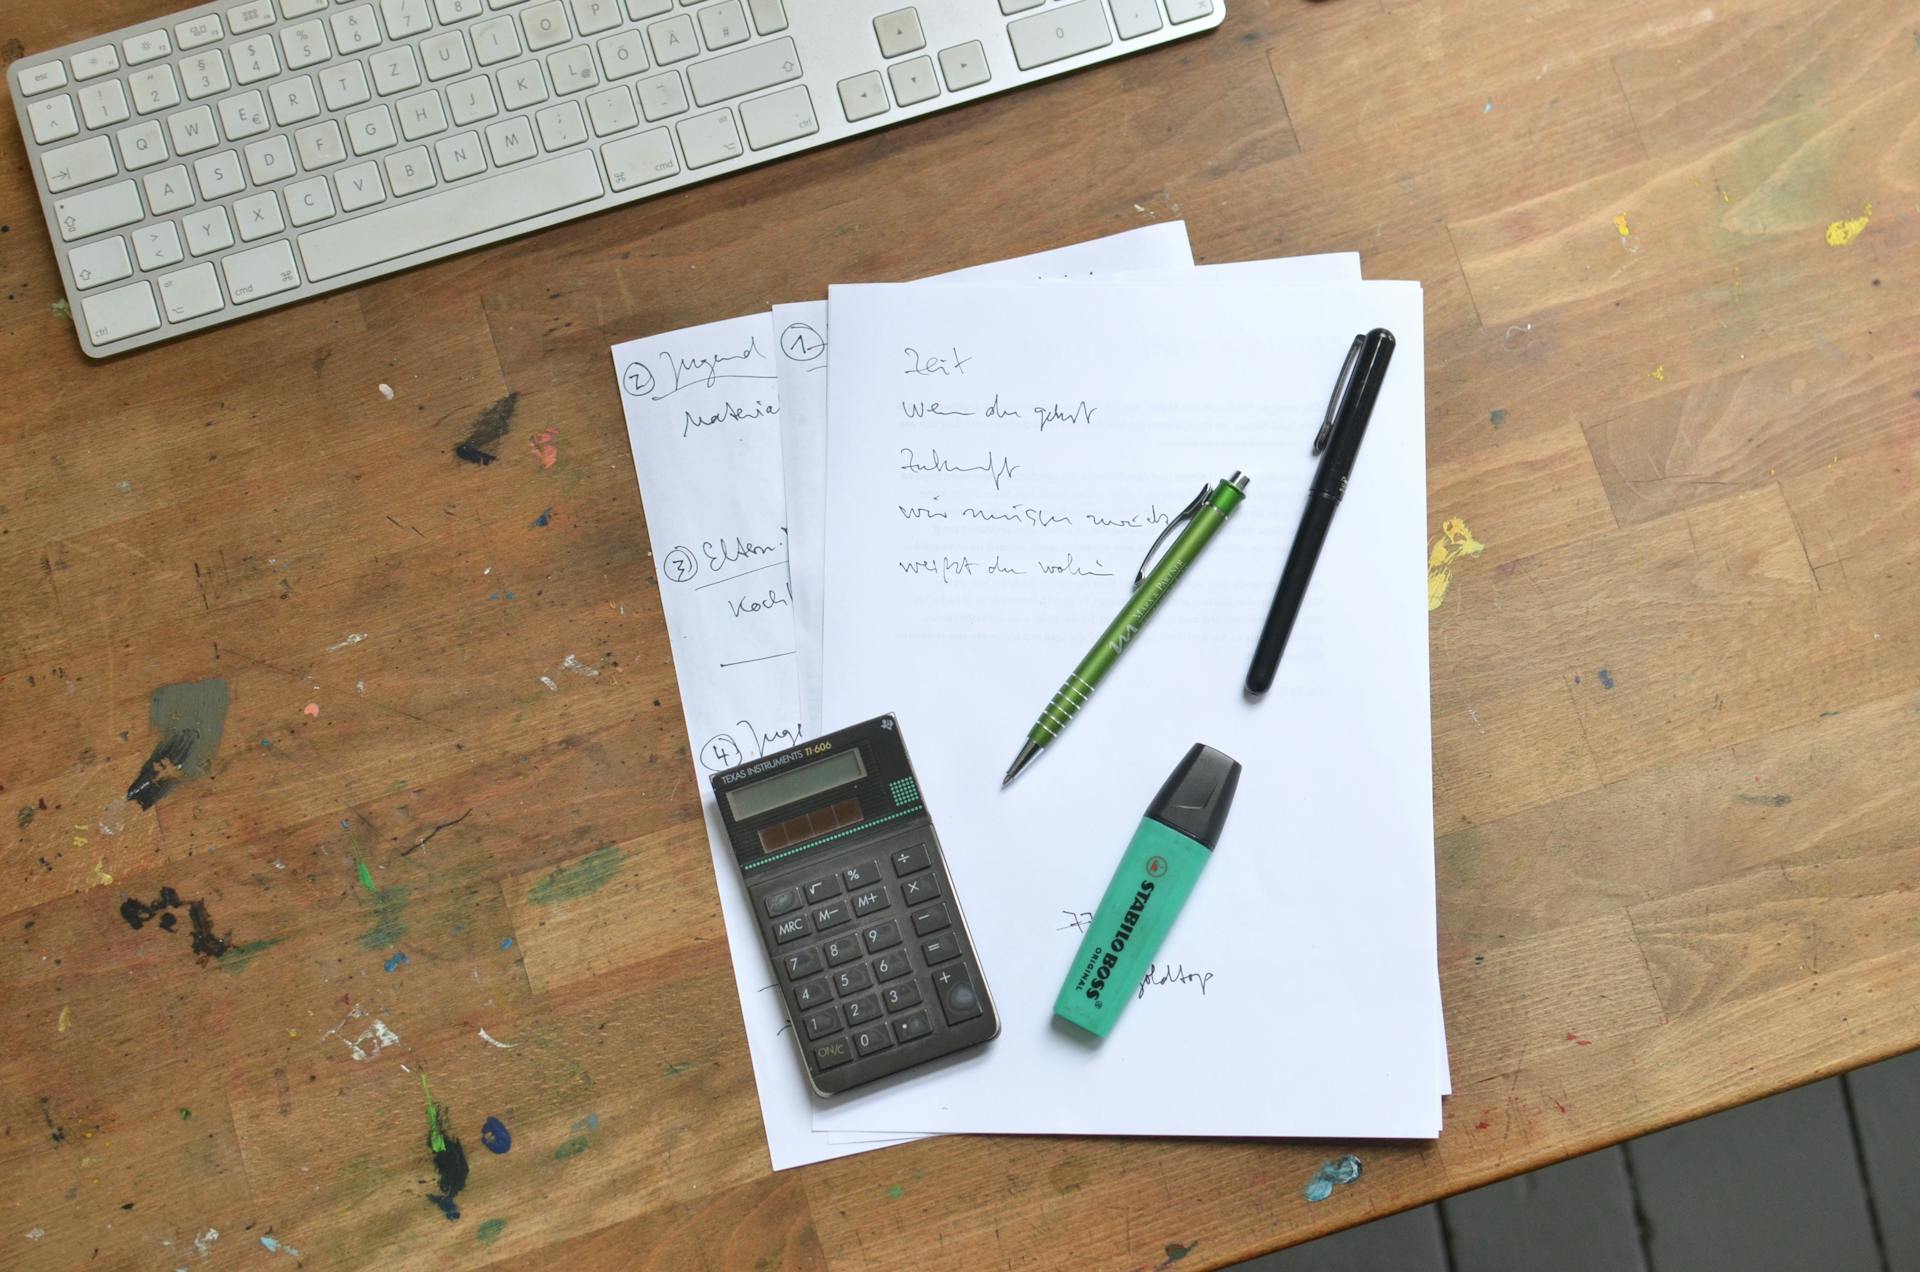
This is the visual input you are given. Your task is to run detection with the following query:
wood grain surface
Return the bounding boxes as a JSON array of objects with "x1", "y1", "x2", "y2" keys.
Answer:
[{"x1": 3, "y1": 0, "x2": 1917, "y2": 1267}]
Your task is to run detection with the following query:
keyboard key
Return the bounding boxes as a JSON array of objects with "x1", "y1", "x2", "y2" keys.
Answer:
[
  {"x1": 889, "y1": 843, "x2": 933, "y2": 876},
  {"x1": 321, "y1": 61, "x2": 373, "y2": 109},
  {"x1": 1007, "y1": 0, "x2": 1112, "y2": 70},
  {"x1": 698, "y1": 0, "x2": 750, "y2": 49},
  {"x1": 69, "y1": 236, "x2": 133, "y2": 290},
  {"x1": 446, "y1": 78, "x2": 498, "y2": 125},
  {"x1": 852, "y1": 1023, "x2": 892, "y2": 1057},
  {"x1": 80, "y1": 280, "x2": 161, "y2": 345},
  {"x1": 932, "y1": 964, "x2": 982, "y2": 1023},
  {"x1": 244, "y1": 134, "x2": 298, "y2": 182},
  {"x1": 270, "y1": 75, "x2": 321, "y2": 125},
  {"x1": 19, "y1": 61, "x2": 69, "y2": 94},
  {"x1": 472, "y1": 15, "x2": 521, "y2": 62},
  {"x1": 298, "y1": 149, "x2": 604, "y2": 279},
  {"x1": 29, "y1": 95, "x2": 81, "y2": 145},
  {"x1": 382, "y1": 0, "x2": 434, "y2": 38},
  {"x1": 831, "y1": 963, "x2": 871, "y2": 996},
  {"x1": 801, "y1": 1006, "x2": 839, "y2": 1041},
  {"x1": 181, "y1": 50, "x2": 232, "y2": 100},
  {"x1": 130, "y1": 65, "x2": 181, "y2": 114},
  {"x1": 232, "y1": 35, "x2": 281, "y2": 84},
  {"x1": 218, "y1": 91, "x2": 269, "y2": 139},
  {"x1": 115, "y1": 121, "x2": 169, "y2": 171},
  {"x1": 227, "y1": 1, "x2": 277, "y2": 34},
  {"x1": 841, "y1": 860, "x2": 881, "y2": 889},
  {"x1": 586, "y1": 85, "x2": 639, "y2": 135},
  {"x1": 183, "y1": 206, "x2": 235, "y2": 255},
  {"x1": 520, "y1": 1, "x2": 572, "y2": 49},
  {"x1": 780, "y1": 945, "x2": 820, "y2": 979},
  {"x1": 873, "y1": 8, "x2": 924, "y2": 58},
  {"x1": 837, "y1": 71, "x2": 887, "y2": 123},
  {"x1": 547, "y1": 45, "x2": 598, "y2": 93},
  {"x1": 123, "y1": 30, "x2": 173, "y2": 64},
  {"x1": 435, "y1": 0, "x2": 486, "y2": 20},
  {"x1": 497, "y1": 58, "x2": 548, "y2": 108},
  {"x1": 910, "y1": 902, "x2": 950, "y2": 936},
  {"x1": 860, "y1": 919, "x2": 901, "y2": 953},
  {"x1": 748, "y1": 0, "x2": 786, "y2": 35},
  {"x1": 295, "y1": 119, "x2": 348, "y2": 168},
  {"x1": 158, "y1": 261, "x2": 224, "y2": 321},
  {"x1": 535, "y1": 99, "x2": 589, "y2": 148},
  {"x1": 598, "y1": 30, "x2": 648, "y2": 79},
  {"x1": 685, "y1": 36, "x2": 799, "y2": 107},
  {"x1": 1000, "y1": 0, "x2": 1044, "y2": 11},
  {"x1": 880, "y1": 978, "x2": 921, "y2": 1012},
  {"x1": 891, "y1": 1009, "x2": 932, "y2": 1044},
  {"x1": 634, "y1": 69, "x2": 688, "y2": 119},
  {"x1": 899, "y1": 873, "x2": 941, "y2": 905},
  {"x1": 166, "y1": 106, "x2": 219, "y2": 154},
  {"x1": 176, "y1": 15, "x2": 226, "y2": 49},
  {"x1": 384, "y1": 144, "x2": 437, "y2": 194},
  {"x1": 625, "y1": 0, "x2": 671, "y2": 14},
  {"x1": 921, "y1": 932, "x2": 962, "y2": 964},
  {"x1": 675, "y1": 107, "x2": 740, "y2": 167},
  {"x1": 1166, "y1": 0, "x2": 1214, "y2": 22},
  {"x1": 646, "y1": 14, "x2": 698, "y2": 64},
  {"x1": 740, "y1": 86, "x2": 821, "y2": 152},
  {"x1": 53, "y1": 179, "x2": 143, "y2": 241},
  {"x1": 841, "y1": 993, "x2": 880, "y2": 1025},
  {"x1": 133, "y1": 221, "x2": 185, "y2": 269},
  {"x1": 234, "y1": 190, "x2": 285, "y2": 241},
  {"x1": 1109, "y1": 0, "x2": 1163, "y2": 38},
  {"x1": 72, "y1": 47, "x2": 121, "y2": 80},
  {"x1": 332, "y1": 5, "x2": 382, "y2": 53},
  {"x1": 336, "y1": 160, "x2": 387, "y2": 209},
  {"x1": 144, "y1": 165, "x2": 196, "y2": 213},
  {"x1": 421, "y1": 31, "x2": 473, "y2": 79},
  {"x1": 284, "y1": 0, "x2": 328, "y2": 16},
  {"x1": 811, "y1": 1036, "x2": 852, "y2": 1069},
  {"x1": 887, "y1": 56, "x2": 937, "y2": 107},
  {"x1": 821, "y1": 933, "x2": 860, "y2": 966},
  {"x1": 286, "y1": 175, "x2": 337, "y2": 225},
  {"x1": 371, "y1": 46, "x2": 423, "y2": 93},
  {"x1": 938, "y1": 40, "x2": 990, "y2": 91},
  {"x1": 871, "y1": 948, "x2": 911, "y2": 981},
  {"x1": 484, "y1": 114, "x2": 537, "y2": 162},
  {"x1": 281, "y1": 19, "x2": 332, "y2": 70},
  {"x1": 79, "y1": 80, "x2": 131, "y2": 130},
  {"x1": 434, "y1": 130, "x2": 487, "y2": 178},
  {"x1": 347, "y1": 104, "x2": 398, "y2": 153},
  {"x1": 41, "y1": 136, "x2": 117, "y2": 194},
  {"x1": 568, "y1": 0, "x2": 622, "y2": 35},
  {"x1": 791, "y1": 976, "x2": 829, "y2": 1010}
]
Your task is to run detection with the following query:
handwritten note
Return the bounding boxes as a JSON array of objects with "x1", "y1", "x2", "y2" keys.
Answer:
[{"x1": 814, "y1": 278, "x2": 1444, "y2": 1138}]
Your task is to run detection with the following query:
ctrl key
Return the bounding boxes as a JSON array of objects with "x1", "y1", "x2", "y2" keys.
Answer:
[{"x1": 79, "y1": 280, "x2": 160, "y2": 347}]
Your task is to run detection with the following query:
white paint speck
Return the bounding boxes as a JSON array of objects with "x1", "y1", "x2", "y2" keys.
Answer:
[
  {"x1": 25, "y1": 1228, "x2": 45, "y2": 1241},
  {"x1": 540, "y1": 675, "x2": 559, "y2": 692},
  {"x1": 327, "y1": 632, "x2": 369, "y2": 651},
  {"x1": 115, "y1": 480, "x2": 131, "y2": 493},
  {"x1": 355, "y1": 680, "x2": 366, "y2": 695},
  {"x1": 478, "y1": 1028, "x2": 516, "y2": 1049},
  {"x1": 378, "y1": 383, "x2": 395, "y2": 400},
  {"x1": 1483, "y1": 96, "x2": 1494, "y2": 113},
  {"x1": 322, "y1": 1005, "x2": 401, "y2": 1061},
  {"x1": 1467, "y1": 706, "x2": 1485, "y2": 735},
  {"x1": 193, "y1": 1228, "x2": 220, "y2": 1257},
  {"x1": 560, "y1": 653, "x2": 599, "y2": 678},
  {"x1": 260, "y1": 1235, "x2": 302, "y2": 1257}
]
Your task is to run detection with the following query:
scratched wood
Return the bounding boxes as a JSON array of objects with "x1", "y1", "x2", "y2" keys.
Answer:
[{"x1": 2, "y1": 0, "x2": 1917, "y2": 1266}]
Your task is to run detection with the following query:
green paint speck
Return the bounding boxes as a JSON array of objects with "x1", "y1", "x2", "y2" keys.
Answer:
[
  {"x1": 357, "y1": 885, "x2": 409, "y2": 950},
  {"x1": 1165, "y1": 1241, "x2": 1198, "y2": 1263},
  {"x1": 475, "y1": 1219, "x2": 506, "y2": 1244},
  {"x1": 886, "y1": 1185, "x2": 903, "y2": 1200},
  {"x1": 421, "y1": 1074, "x2": 445, "y2": 1154},
  {"x1": 663, "y1": 1062, "x2": 691, "y2": 1077},
  {"x1": 553, "y1": 1136, "x2": 590, "y2": 1160},
  {"x1": 51, "y1": 299, "x2": 70, "y2": 319},
  {"x1": 356, "y1": 859, "x2": 378, "y2": 892},
  {"x1": 527, "y1": 844, "x2": 624, "y2": 905},
  {"x1": 179, "y1": 1108, "x2": 191, "y2": 1120},
  {"x1": 218, "y1": 937, "x2": 284, "y2": 974}
]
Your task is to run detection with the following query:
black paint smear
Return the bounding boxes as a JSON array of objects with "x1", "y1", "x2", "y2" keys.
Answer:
[
  {"x1": 453, "y1": 392, "x2": 519, "y2": 465},
  {"x1": 119, "y1": 887, "x2": 232, "y2": 959},
  {"x1": 126, "y1": 728, "x2": 197, "y2": 809},
  {"x1": 40, "y1": 1097, "x2": 66, "y2": 1147},
  {"x1": 427, "y1": 1124, "x2": 469, "y2": 1221}
]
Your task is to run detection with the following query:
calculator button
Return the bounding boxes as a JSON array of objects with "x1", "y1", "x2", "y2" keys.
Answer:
[
  {"x1": 772, "y1": 913, "x2": 811, "y2": 944},
  {"x1": 781, "y1": 946, "x2": 821, "y2": 980},
  {"x1": 792, "y1": 977, "x2": 830, "y2": 1011},
  {"x1": 762, "y1": 884, "x2": 801, "y2": 918},
  {"x1": 851, "y1": 885, "x2": 889, "y2": 918},
  {"x1": 852, "y1": 1024, "x2": 893, "y2": 1057},
  {"x1": 862, "y1": 920, "x2": 902, "y2": 953},
  {"x1": 803, "y1": 875, "x2": 841, "y2": 903},
  {"x1": 891, "y1": 1010, "x2": 932, "y2": 1044},
  {"x1": 921, "y1": 933, "x2": 962, "y2": 965},
  {"x1": 900, "y1": 873, "x2": 941, "y2": 905},
  {"x1": 933, "y1": 966, "x2": 982, "y2": 1023},
  {"x1": 811, "y1": 900, "x2": 852, "y2": 931},
  {"x1": 832, "y1": 963, "x2": 873, "y2": 996},
  {"x1": 812, "y1": 1036, "x2": 853, "y2": 1069},
  {"x1": 881, "y1": 979, "x2": 921, "y2": 1012},
  {"x1": 890, "y1": 843, "x2": 932, "y2": 876},
  {"x1": 841, "y1": 859, "x2": 881, "y2": 889},
  {"x1": 872, "y1": 949, "x2": 912, "y2": 982},
  {"x1": 823, "y1": 935, "x2": 862, "y2": 966},
  {"x1": 910, "y1": 903, "x2": 951, "y2": 937},
  {"x1": 842, "y1": 993, "x2": 881, "y2": 1025},
  {"x1": 802, "y1": 1006, "x2": 840, "y2": 1040}
]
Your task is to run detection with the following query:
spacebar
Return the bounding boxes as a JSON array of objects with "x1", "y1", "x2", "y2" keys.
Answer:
[{"x1": 297, "y1": 152, "x2": 605, "y2": 283}]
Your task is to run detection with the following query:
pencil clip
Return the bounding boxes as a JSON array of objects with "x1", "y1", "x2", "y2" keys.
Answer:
[
  {"x1": 1133, "y1": 482, "x2": 1213, "y2": 589},
  {"x1": 1313, "y1": 335, "x2": 1366, "y2": 455}
]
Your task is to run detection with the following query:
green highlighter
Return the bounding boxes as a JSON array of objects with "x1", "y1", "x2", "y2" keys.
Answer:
[{"x1": 1054, "y1": 743, "x2": 1242, "y2": 1037}]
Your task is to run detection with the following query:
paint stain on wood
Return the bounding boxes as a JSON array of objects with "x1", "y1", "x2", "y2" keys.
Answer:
[
  {"x1": 119, "y1": 886, "x2": 234, "y2": 960},
  {"x1": 1825, "y1": 202, "x2": 1871, "y2": 247},
  {"x1": 454, "y1": 392, "x2": 519, "y2": 465},
  {"x1": 1735, "y1": 793, "x2": 1792, "y2": 807},
  {"x1": 527, "y1": 845, "x2": 624, "y2": 905},
  {"x1": 422, "y1": 1075, "x2": 468, "y2": 1221},
  {"x1": 126, "y1": 679, "x2": 229, "y2": 809},
  {"x1": 1427, "y1": 518, "x2": 1486, "y2": 611},
  {"x1": 475, "y1": 1219, "x2": 506, "y2": 1244},
  {"x1": 1303, "y1": 1154, "x2": 1363, "y2": 1202},
  {"x1": 358, "y1": 886, "x2": 409, "y2": 950},
  {"x1": 529, "y1": 427, "x2": 560, "y2": 468}
]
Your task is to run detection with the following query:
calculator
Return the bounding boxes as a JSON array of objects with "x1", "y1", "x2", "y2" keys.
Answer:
[{"x1": 711, "y1": 714, "x2": 998, "y2": 1095}]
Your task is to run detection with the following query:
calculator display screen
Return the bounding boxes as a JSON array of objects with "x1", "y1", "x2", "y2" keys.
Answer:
[{"x1": 726, "y1": 748, "x2": 867, "y2": 822}]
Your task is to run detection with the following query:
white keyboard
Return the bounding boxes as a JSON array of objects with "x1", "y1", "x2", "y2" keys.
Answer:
[{"x1": 9, "y1": 0, "x2": 1222, "y2": 358}]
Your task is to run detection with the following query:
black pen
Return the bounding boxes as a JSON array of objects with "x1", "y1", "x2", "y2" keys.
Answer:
[{"x1": 1244, "y1": 327, "x2": 1396, "y2": 698}]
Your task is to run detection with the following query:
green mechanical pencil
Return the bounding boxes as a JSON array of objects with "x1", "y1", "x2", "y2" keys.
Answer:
[{"x1": 1002, "y1": 472, "x2": 1250, "y2": 786}]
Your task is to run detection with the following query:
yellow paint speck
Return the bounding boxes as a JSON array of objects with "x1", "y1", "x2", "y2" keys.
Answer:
[
  {"x1": 88, "y1": 858, "x2": 112, "y2": 887},
  {"x1": 1612, "y1": 213, "x2": 1630, "y2": 238},
  {"x1": 1825, "y1": 202, "x2": 1871, "y2": 247},
  {"x1": 57, "y1": 1006, "x2": 73, "y2": 1032},
  {"x1": 1428, "y1": 518, "x2": 1487, "y2": 611},
  {"x1": 1651, "y1": 365, "x2": 1666, "y2": 381}
]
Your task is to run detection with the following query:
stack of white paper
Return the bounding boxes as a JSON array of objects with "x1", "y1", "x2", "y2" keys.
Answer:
[{"x1": 611, "y1": 225, "x2": 1447, "y2": 1169}]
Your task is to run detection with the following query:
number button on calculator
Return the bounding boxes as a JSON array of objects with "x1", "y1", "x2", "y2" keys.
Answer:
[
  {"x1": 872, "y1": 949, "x2": 911, "y2": 981},
  {"x1": 832, "y1": 964, "x2": 873, "y2": 995},
  {"x1": 881, "y1": 980, "x2": 921, "y2": 1011},
  {"x1": 853, "y1": 1025, "x2": 892, "y2": 1057},
  {"x1": 782, "y1": 947, "x2": 822, "y2": 979},
  {"x1": 843, "y1": 994, "x2": 881, "y2": 1025},
  {"x1": 793, "y1": 977, "x2": 830, "y2": 1010},
  {"x1": 823, "y1": 935, "x2": 862, "y2": 966},
  {"x1": 803, "y1": 1007, "x2": 840, "y2": 1040},
  {"x1": 862, "y1": 920, "x2": 902, "y2": 953}
]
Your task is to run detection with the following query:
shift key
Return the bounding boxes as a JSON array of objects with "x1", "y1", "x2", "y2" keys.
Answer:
[
  {"x1": 686, "y1": 36, "x2": 800, "y2": 107},
  {"x1": 53, "y1": 180, "x2": 144, "y2": 242}
]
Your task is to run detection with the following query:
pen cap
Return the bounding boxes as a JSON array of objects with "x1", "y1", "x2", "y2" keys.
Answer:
[
  {"x1": 1312, "y1": 328, "x2": 1397, "y2": 496},
  {"x1": 1144, "y1": 744, "x2": 1241, "y2": 850}
]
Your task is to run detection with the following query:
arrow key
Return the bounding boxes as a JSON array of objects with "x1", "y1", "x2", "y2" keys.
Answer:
[
  {"x1": 42, "y1": 136, "x2": 117, "y2": 194},
  {"x1": 68, "y1": 236, "x2": 132, "y2": 290}
]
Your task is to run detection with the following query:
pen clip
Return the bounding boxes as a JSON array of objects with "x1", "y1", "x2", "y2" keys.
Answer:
[
  {"x1": 1133, "y1": 482, "x2": 1213, "y2": 590},
  {"x1": 1312, "y1": 335, "x2": 1366, "y2": 456}
]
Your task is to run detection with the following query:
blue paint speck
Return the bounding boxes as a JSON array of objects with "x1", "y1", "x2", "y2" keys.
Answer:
[
  {"x1": 486, "y1": 591, "x2": 518, "y2": 601},
  {"x1": 499, "y1": 937, "x2": 514, "y2": 950},
  {"x1": 481, "y1": 1116, "x2": 512, "y2": 1154},
  {"x1": 428, "y1": 1194, "x2": 460, "y2": 1221},
  {"x1": 1597, "y1": 668, "x2": 1614, "y2": 689},
  {"x1": 341, "y1": 818, "x2": 351, "y2": 829},
  {"x1": 1574, "y1": 674, "x2": 1581, "y2": 684},
  {"x1": 259, "y1": 738, "x2": 272, "y2": 749},
  {"x1": 1489, "y1": 409, "x2": 1507, "y2": 428},
  {"x1": 384, "y1": 951, "x2": 409, "y2": 972},
  {"x1": 571, "y1": 1113, "x2": 599, "y2": 1133},
  {"x1": 531, "y1": 507, "x2": 553, "y2": 528},
  {"x1": 1303, "y1": 1155, "x2": 1363, "y2": 1203}
]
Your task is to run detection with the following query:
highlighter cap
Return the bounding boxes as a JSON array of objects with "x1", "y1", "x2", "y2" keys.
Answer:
[{"x1": 1144, "y1": 743, "x2": 1241, "y2": 850}]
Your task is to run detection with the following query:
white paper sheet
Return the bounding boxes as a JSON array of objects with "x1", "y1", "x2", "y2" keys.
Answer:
[
  {"x1": 815, "y1": 279, "x2": 1443, "y2": 1137},
  {"x1": 612, "y1": 226, "x2": 1213, "y2": 1169}
]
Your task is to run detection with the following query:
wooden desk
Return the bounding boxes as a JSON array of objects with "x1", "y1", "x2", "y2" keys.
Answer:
[{"x1": 3, "y1": 0, "x2": 1916, "y2": 1266}]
